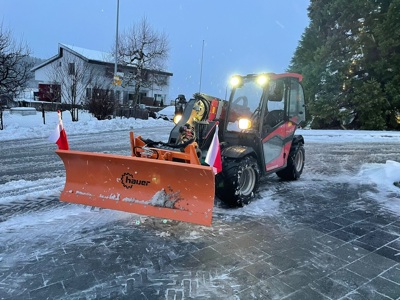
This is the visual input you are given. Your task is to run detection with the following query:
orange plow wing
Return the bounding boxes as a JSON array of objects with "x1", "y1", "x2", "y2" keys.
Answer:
[{"x1": 56, "y1": 150, "x2": 215, "y2": 226}]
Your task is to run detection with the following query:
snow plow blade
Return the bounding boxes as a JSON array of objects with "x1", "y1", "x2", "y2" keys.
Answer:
[{"x1": 56, "y1": 150, "x2": 215, "y2": 226}]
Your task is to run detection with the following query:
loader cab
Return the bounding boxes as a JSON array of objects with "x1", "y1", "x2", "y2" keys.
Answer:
[
  {"x1": 263, "y1": 76, "x2": 306, "y2": 133},
  {"x1": 225, "y1": 73, "x2": 305, "y2": 174},
  {"x1": 226, "y1": 73, "x2": 305, "y2": 134}
]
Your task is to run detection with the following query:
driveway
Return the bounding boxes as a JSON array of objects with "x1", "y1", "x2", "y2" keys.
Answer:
[{"x1": 0, "y1": 128, "x2": 399, "y2": 299}]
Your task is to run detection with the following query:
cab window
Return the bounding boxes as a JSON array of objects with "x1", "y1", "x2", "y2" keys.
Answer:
[{"x1": 287, "y1": 79, "x2": 305, "y2": 124}]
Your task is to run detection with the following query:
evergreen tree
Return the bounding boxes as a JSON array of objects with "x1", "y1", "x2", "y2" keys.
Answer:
[
  {"x1": 289, "y1": 0, "x2": 400, "y2": 129},
  {"x1": 352, "y1": 79, "x2": 388, "y2": 129},
  {"x1": 375, "y1": 0, "x2": 400, "y2": 128}
]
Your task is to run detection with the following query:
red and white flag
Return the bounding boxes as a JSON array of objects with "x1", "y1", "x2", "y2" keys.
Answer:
[
  {"x1": 205, "y1": 124, "x2": 222, "y2": 174},
  {"x1": 48, "y1": 110, "x2": 69, "y2": 150}
]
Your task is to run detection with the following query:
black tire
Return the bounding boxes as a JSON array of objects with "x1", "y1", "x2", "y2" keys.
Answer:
[
  {"x1": 216, "y1": 156, "x2": 260, "y2": 207},
  {"x1": 276, "y1": 144, "x2": 305, "y2": 180}
]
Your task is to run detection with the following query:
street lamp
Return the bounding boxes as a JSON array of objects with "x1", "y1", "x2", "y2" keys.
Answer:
[
  {"x1": 114, "y1": 0, "x2": 119, "y2": 79},
  {"x1": 199, "y1": 40, "x2": 204, "y2": 93},
  {"x1": 112, "y1": 0, "x2": 120, "y2": 117}
]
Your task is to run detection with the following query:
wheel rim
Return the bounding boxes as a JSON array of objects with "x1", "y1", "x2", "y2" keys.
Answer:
[
  {"x1": 294, "y1": 148, "x2": 304, "y2": 172},
  {"x1": 239, "y1": 167, "x2": 256, "y2": 196}
]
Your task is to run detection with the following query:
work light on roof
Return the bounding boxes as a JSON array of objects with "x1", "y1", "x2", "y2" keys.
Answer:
[
  {"x1": 230, "y1": 75, "x2": 242, "y2": 87},
  {"x1": 256, "y1": 74, "x2": 269, "y2": 86}
]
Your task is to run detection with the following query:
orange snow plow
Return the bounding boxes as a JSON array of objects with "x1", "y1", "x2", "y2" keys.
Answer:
[
  {"x1": 56, "y1": 73, "x2": 307, "y2": 226},
  {"x1": 56, "y1": 132, "x2": 215, "y2": 226}
]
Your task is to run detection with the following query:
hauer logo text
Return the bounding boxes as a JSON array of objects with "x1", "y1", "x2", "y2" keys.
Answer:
[{"x1": 121, "y1": 173, "x2": 151, "y2": 189}]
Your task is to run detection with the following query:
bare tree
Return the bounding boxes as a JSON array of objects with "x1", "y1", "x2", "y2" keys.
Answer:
[
  {"x1": 117, "y1": 17, "x2": 169, "y2": 106},
  {"x1": 86, "y1": 81, "x2": 117, "y2": 120},
  {"x1": 0, "y1": 24, "x2": 33, "y2": 100},
  {"x1": 47, "y1": 55, "x2": 97, "y2": 121}
]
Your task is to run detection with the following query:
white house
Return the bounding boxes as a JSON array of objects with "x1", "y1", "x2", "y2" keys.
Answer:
[{"x1": 31, "y1": 43, "x2": 173, "y2": 107}]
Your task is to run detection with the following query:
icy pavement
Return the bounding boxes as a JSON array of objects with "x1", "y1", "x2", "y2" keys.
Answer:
[
  {"x1": 1, "y1": 126, "x2": 400, "y2": 299},
  {"x1": 1, "y1": 180, "x2": 400, "y2": 300}
]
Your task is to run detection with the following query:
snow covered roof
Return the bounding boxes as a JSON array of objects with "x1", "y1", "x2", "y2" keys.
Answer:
[
  {"x1": 59, "y1": 43, "x2": 114, "y2": 64},
  {"x1": 31, "y1": 43, "x2": 114, "y2": 71},
  {"x1": 31, "y1": 44, "x2": 173, "y2": 76}
]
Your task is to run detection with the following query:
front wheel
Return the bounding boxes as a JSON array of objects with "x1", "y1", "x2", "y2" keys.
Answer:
[
  {"x1": 216, "y1": 156, "x2": 260, "y2": 207},
  {"x1": 276, "y1": 144, "x2": 305, "y2": 180}
]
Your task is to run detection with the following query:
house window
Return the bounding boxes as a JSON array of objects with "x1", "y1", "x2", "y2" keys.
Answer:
[
  {"x1": 115, "y1": 91, "x2": 120, "y2": 102},
  {"x1": 128, "y1": 92, "x2": 147, "y2": 103},
  {"x1": 153, "y1": 74, "x2": 167, "y2": 86},
  {"x1": 86, "y1": 88, "x2": 92, "y2": 99},
  {"x1": 154, "y1": 94, "x2": 165, "y2": 102},
  {"x1": 139, "y1": 92, "x2": 147, "y2": 103},
  {"x1": 153, "y1": 94, "x2": 162, "y2": 106},
  {"x1": 68, "y1": 63, "x2": 75, "y2": 75}
]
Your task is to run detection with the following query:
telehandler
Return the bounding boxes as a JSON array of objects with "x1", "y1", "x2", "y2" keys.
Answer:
[{"x1": 56, "y1": 73, "x2": 306, "y2": 226}]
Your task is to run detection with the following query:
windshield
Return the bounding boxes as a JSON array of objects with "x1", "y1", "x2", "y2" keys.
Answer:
[{"x1": 227, "y1": 79, "x2": 263, "y2": 132}]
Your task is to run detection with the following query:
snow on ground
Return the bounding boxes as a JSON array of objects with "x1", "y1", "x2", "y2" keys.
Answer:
[
  {"x1": 0, "y1": 110, "x2": 398, "y2": 300},
  {"x1": 0, "y1": 109, "x2": 169, "y2": 141},
  {"x1": 2, "y1": 109, "x2": 400, "y2": 144},
  {"x1": 0, "y1": 109, "x2": 175, "y2": 204},
  {"x1": 1, "y1": 109, "x2": 399, "y2": 219},
  {"x1": 297, "y1": 128, "x2": 400, "y2": 144},
  {"x1": 0, "y1": 177, "x2": 65, "y2": 204}
]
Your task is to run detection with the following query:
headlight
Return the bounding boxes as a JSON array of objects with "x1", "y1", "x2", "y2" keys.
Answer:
[
  {"x1": 230, "y1": 75, "x2": 242, "y2": 88},
  {"x1": 396, "y1": 112, "x2": 400, "y2": 124},
  {"x1": 238, "y1": 118, "x2": 251, "y2": 130},
  {"x1": 256, "y1": 74, "x2": 269, "y2": 86},
  {"x1": 173, "y1": 114, "x2": 182, "y2": 124}
]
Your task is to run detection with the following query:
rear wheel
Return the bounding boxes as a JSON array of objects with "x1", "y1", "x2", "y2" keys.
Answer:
[
  {"x1": 216, "y1": 156, "x2": 260, "y2": 206},
  {"x1": 276, "y1": 144, "x2": 305, "y2": 180}
]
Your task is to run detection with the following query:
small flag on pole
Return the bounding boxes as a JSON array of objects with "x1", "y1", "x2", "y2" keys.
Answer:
[
  {"x1": 205, "y1": 124, "x2": 222, "y2": 174},
  {"x1": 48, "y1": 110, "x2": 69, "y2": 150}
]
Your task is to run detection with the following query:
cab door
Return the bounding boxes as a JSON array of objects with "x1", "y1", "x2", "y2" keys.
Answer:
[
  {"x1": 261, "y1": 78, "x2": 287, "y2": 172},
  {"x1": 261, "y1": 77, "x2": 305, "y2": 173},
  {"x1": 286, "y1": 78, "x2": 305, "y2": 126}
]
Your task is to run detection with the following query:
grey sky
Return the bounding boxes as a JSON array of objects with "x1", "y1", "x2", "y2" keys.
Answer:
[{"x1": 2, "y1": 0, "x2": 310, "y2": 101}]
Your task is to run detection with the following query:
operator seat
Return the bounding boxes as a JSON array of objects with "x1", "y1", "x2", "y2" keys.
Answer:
[{"x1": 264, "y1": 110, "x2": 284, "y2": 128}]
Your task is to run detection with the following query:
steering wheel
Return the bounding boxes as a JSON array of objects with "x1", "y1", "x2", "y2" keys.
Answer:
[{"x1": 232, "y1": 96, "x2": 248, "y2": 107}]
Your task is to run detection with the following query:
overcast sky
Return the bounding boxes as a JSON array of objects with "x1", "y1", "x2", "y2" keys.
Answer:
[{"x1": 1, "y1": 0, "x2": 310, "y2": 101}]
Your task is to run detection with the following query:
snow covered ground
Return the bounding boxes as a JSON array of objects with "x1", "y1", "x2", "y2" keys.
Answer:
[
  {"x1": 1, "y1": 109, "x2": 400, "y2": 299},
  {"x1": 1, "y1": 109, "x2": 399, "y2": 213},
  {"x1": 0, "y1": 109, "x2": 167, "y2": 141},
  {"x1": 2, "y1": 109, "x2": 400, "y2": 145}
]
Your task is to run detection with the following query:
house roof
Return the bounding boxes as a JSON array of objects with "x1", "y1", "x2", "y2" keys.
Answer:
[
  {"x1": 59, "y1": 43, "x2": 114, "y2": 64},
  {"x1": 31, "y1": 43, "x2": 173, "y2": 76}
]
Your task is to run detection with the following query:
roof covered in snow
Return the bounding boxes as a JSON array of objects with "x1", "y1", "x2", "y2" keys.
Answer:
[
  {"x1": 31, "y1": 43, "x2": 172, "y2": 76},
  {"x1": 59, "y1": 43, "x2": 114, "y2": 63}
]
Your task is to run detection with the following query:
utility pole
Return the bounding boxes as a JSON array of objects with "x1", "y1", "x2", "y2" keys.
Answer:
[
  {"x1": 199, "y1": 40, "x2": 204, "y2": 93},
  {"x1": 113, "y1": 0, "x2": 120, "y2": 117},
  {"x1": 114, "y1": 0, "x2": 119, "y2": 78}
]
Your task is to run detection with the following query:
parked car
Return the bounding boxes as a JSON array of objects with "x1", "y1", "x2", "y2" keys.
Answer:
[{"x1": 156, "y1": 105, "x2": 175, "y2": 121}]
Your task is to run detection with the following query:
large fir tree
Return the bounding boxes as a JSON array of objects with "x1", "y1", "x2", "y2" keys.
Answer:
[{"x1": 290, "y1": 0, "x2": 400, "y2": 130}]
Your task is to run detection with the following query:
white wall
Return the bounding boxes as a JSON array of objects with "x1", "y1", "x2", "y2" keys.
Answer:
[{"x1": 34, "y1": 48, "x2": 172, "y2": 105}]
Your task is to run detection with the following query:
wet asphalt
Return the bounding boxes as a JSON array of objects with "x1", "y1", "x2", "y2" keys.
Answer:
[{"x1": 0, "y1": 131, "x2": 400, "y2": 300}]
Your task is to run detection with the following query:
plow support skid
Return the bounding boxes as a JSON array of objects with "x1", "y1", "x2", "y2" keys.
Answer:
[{"x1": 56, "y1": 150, "x2": 215, "y2": 226}]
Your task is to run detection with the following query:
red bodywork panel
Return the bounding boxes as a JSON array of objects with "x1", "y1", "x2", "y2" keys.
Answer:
[{"x1": 262, "y1": 121, "x2": 297, "y2": 172}]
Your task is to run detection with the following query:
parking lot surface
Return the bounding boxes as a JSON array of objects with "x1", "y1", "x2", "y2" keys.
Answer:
[{"x1": 1, "y1": 133, "x2": 399, "y2": 299}]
